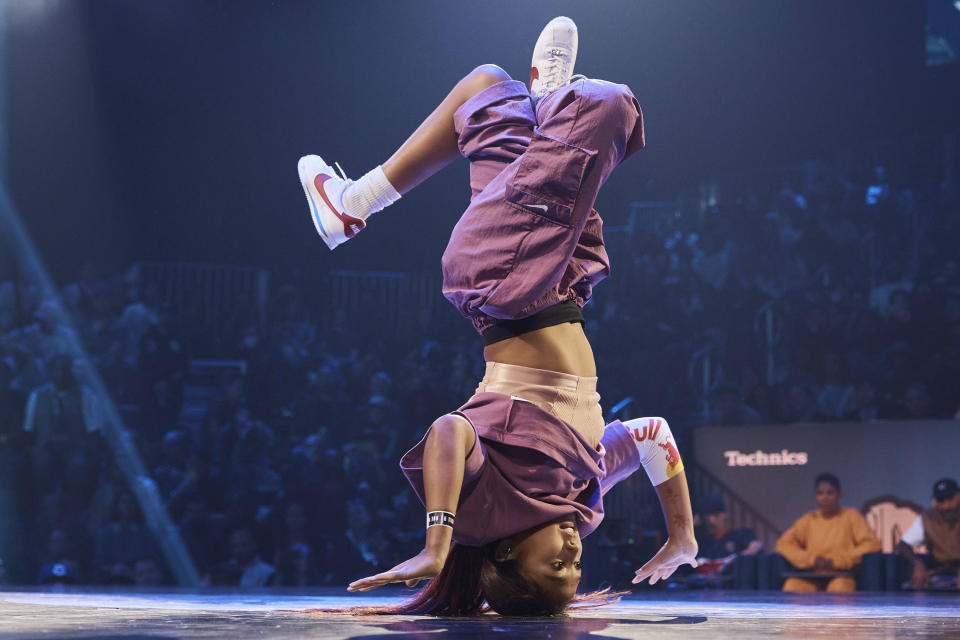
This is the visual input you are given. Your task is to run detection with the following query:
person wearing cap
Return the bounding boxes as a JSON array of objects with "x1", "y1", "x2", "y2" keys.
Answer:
[
  {"x1": 897, "y1": 478, "x2": 960, "y2": 589},
  {"x1": 775, "y1": 473, "x2": 881, "y2": 592},
  {"x1": 694, "y1": 493, "x2": 762, "y2": 578}
]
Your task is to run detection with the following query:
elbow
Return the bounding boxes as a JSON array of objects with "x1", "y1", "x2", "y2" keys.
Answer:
[{"x1": 773, "y1": 539, "x2": 788, "y2": 556}]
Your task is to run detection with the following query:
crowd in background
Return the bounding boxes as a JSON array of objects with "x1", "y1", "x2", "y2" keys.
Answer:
[
  {"x1": 0, "y1": 152, "x2": 958, "y2": 588},
  {"x1": 591, "y1": 161, "x2": 960, "y2": 429}
]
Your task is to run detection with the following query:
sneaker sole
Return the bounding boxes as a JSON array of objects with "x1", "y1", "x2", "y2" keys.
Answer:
[{"x1": 297, "y1": 156, "x2": 340, "y2": 250}]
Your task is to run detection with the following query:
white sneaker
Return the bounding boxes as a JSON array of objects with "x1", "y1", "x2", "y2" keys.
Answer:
[
  {"x1": 529, "y1": 16, "x2": 578, "y2": 102},
  {"x1": 297, "y1": 155, "x2": 365, "y2": 250}
]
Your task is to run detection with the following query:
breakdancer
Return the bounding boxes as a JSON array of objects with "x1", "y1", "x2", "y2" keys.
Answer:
[{"x1": 298, "y1": 17, "x2": 698, "y2": 615}]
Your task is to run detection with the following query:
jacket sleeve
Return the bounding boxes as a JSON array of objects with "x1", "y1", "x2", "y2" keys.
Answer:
[
  {"x1": 399, "y1": 420, "x2": 486, "y2": 509},
  {"x1": 775, "y1": 513, "x2": 815, "y2": 570},
  {"x1": 598, "y1": 421, "x2": 642, "y2": 497},
  {"x1": 828, "y1": 510, "x2": 882, "y2": 570}
]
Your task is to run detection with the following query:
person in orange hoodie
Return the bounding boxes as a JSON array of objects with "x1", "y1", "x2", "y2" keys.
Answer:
[{"x1": 775, "y1": 473, "x2": 881, "y2": 592}]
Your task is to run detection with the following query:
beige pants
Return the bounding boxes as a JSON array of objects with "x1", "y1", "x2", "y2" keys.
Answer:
[
  {"x1": 782, "y1": 576, "x2": 857, "y2": 592},
  {"x1": 474, "y1": 361, "x2": 605, "y2": 449}
]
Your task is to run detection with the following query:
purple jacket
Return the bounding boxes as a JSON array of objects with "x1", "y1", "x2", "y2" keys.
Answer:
[
  {"x1": 441, "y1": 79, "x2": 644, "y2": 335},
  {"x1": 400, "y1": 392, "x2": 642, "y2": 547}
]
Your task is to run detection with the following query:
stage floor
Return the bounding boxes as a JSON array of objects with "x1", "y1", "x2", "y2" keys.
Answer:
[{"x1": 1, "y1": 588, "x2": 958, "y2": 639}]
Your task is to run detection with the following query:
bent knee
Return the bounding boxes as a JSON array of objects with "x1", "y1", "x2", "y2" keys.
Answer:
[
  {"x1": 464, "y1": 64, "x2": 512, "y2": 92},
  {"x1": 582, "y1": 78, "x2": 633, "y2": 101},
  {"x1": 579, "y1": 79, "x2": 637, "y2": 116}
]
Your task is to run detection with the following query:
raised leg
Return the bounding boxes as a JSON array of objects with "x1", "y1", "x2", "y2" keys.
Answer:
[
  {"x1": 298, "y1": 64, "x2": 523, "y2": 250},
  {"x1": 442, "y1": 78, "x2": 645, "y2": 326},
  {"x1": 382, "y1": 64, "x2": 513, "y2": 195}
]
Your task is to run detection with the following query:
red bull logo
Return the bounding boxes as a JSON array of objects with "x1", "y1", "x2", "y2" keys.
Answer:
[
  {"x1": 629, "y1": 418, "x2": 662, "y2": 443},
  {"x1": 658, "y1": 438, "x2": 681, "y2": 471}
]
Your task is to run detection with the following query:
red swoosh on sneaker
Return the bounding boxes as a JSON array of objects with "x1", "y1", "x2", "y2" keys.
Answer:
[
  {"x1": 529, "y1": 66, "x2": 539, "y2": 90},
  {"x1": 314, "y1": 174, "x2": 366, "y2": 238}
]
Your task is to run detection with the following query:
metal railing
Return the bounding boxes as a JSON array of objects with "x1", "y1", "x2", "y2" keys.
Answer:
[
  {"x1": 688, "y1": 462, "x2": 783, "y2": 552},
  {"x1": 134, "y1": 261, "x2": 270, "y2": 329},
  {"x1": 322, "y1": 269, "x2": 443, "y2": 334}
]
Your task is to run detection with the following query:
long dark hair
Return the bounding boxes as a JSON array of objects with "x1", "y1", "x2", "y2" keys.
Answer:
[{"x1": 308, "y1": 543, "x2": 624, "y2": 617}]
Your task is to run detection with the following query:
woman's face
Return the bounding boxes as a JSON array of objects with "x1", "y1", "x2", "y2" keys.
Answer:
[
  {"x1": 815, "y1": 482, "x2": 841, "y2": 515},
  {"x1": 504, "y1": 518, "x2": 583, "y2": 602}
]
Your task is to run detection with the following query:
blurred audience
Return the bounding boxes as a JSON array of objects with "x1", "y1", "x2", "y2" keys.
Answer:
[
  {"x1": 22, "y1": 355, "x2": 102, "y2": 494},
  {"x1": 208, "y1": 527, "x2": 276, "y2": 587},
  {"x1": 93, "y1": 490, "x2": 158, "y2": 584},
  {"x1": 271, "y1": 502, "x2": 320, "y2": 587},
  {"x1": 0, "y1": 149, "x2": 956, "y2": 588}
]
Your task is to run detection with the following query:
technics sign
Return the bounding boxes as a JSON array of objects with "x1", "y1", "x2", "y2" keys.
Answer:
[
  {"x1": 723, "y1": 450, "x2": 808, "y2": 466},
  {"x1": 694, "y1": 421, "x2": 959, "y2": 534}
]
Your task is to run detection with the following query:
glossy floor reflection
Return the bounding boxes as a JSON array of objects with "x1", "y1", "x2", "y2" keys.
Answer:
[{"x1": 1, "y1": 588, "x2": 959, "y2": 639}]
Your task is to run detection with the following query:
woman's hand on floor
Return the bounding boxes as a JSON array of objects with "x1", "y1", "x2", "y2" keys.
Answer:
[
  {"x1": 632, "y1": 535, "x2": 699, "y2": 585},
  {"x1": 347, "y1": 548, "x2": 447, "y2": 592}
]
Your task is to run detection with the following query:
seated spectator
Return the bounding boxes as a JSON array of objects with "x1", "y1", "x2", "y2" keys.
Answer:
[
  {"x1": 208, "y1": 527, "x2": 275, "y2": 587},
  {"x1": 775, "y1": 473, "x2": 881, "y2": 592},
  {"x1": 695, "y1": 494, "x2": 762, "y2": 580},
  {"x1": 897, "y1": 478, "x2": 960, "y2": 589}
]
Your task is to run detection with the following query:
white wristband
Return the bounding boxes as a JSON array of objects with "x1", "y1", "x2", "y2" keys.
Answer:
[
  {"x1": 426, "y1": 511, "x2": 455, "y2": 529},
  {"x1": 623, "y1": 417, "x2": 684, "y2": 486}
]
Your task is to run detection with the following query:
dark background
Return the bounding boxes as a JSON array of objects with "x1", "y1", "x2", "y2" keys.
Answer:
[
  {"x1": 2, "y1": 0, "x2": 960, "y2": 591},
  {"x1": 6, "y1": 0, "x2": 959, "y2": 280}
]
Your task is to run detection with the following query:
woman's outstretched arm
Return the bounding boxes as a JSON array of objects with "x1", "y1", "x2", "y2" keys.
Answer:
[
  {"x1": 348, "y1": 415, "x2": 476, "y2": 591},
  {"x1": 597, "y1": 417, "x2": 698, "y2": 584},
  {"x1": 632, "y1": 471, "x2": 699, "y2": 585},
  {"x1": 420, "y1": 415, "x2": 475, "y2": 565}
]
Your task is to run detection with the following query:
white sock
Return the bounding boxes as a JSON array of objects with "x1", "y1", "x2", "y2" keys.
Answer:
[{"x1": 341, "y1": 165, "x2": 401, "y2": 220}]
